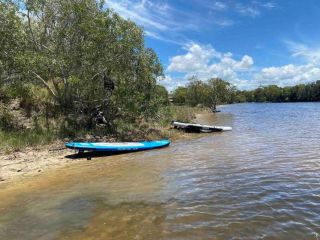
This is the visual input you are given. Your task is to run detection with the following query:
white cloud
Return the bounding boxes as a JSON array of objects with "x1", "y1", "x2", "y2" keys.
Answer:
[
  {"x1": 105, "y1": 0, "x2": 170, "y2": 31},
  {"x1": 286, "y1": 41, "x2": 320, "y2": 65},
  {"x1": 104, "y1": 0, "x2": 204, "y2": 44},
  {"x1": 167, "y1": 43, "x2": 253, "y2": 85},
  {"x1": 238, "y1": 55, "x2": 255, "y2": 68},
  {"x1": 263, "y1": 2, "x2": 276, "y2": 9},
  {"x1": 157, "y1": 74, "x2": 187, "y2": 92},
  {"x1": 256, "y1": 64, "x2": 320, "y2": 86},
  {"x1": 105, "y1": 1, "x2": 320, "y2": 90},
  {"x1": 166, "y1": 41, "x2": 320, "y2": 90},
  {"x1": 168, "y1": 43, "x2": 221, "y2": 72},
  {"x1": 236, "y1": 5, "x2": 261, "y2": 17},
  {"x1": 212, "y1": 18, "x2": 234, "y2": 27},
  {"x1": 145, "y1": 31, "x2": 185, "y2": 46},
  {"x1": 235, "y1": 1, "x2": 275, "y2": 18},
  {"x1": 252, "y1": 41, "x2": 320, "y2": 87},
  {"x1": 105, "y1": 0, "x2": 278, "y2": 45},
  {"x1": 211, "y1": 1, "x2": 228, "y2": 11}
]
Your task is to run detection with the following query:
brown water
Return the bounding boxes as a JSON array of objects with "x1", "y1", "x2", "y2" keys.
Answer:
[{"x1": 0, "y1": 103, "x2": 320, "y2": 239}]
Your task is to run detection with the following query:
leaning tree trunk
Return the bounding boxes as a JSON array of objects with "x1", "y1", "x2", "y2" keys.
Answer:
[{"x1": 211, "y1": 93, "x2": 218, "y2": 112}]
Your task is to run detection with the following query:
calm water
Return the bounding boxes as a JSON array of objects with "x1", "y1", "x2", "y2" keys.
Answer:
[{"x1": 1, "y1": 103, "x2": 320, "y2": 239}]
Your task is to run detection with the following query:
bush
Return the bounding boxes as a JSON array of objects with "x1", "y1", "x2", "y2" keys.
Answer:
[{"x1": 0, "y1": 106, "x2": 16, "y2": 131}]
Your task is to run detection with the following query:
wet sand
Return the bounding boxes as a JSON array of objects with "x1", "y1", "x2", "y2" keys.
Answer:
[
  {"x1": 0, "y1": 142, "x2": 79, "y2": 183},
  {"x1": 0, "y1": 116, "x2": 210, "y2": 185},
  {"x1": 1, "y1": 103, "x2": 319, "y2": 239}
]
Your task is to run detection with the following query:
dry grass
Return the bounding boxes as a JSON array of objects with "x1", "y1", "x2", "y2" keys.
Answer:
[{"x1": 0, "y1": 105, "x2": 209, "y2": 153}]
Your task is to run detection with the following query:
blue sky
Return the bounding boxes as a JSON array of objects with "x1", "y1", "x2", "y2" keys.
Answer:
[{"x1": 105, "y1": 0, "x2": 320, "y2": 90}]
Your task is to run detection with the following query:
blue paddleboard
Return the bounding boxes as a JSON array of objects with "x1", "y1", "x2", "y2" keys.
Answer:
[{"x1": 65, "y1": 139, "x2": 170, "y2": 152}]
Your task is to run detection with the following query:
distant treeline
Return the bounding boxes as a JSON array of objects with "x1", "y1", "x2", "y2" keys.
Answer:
[
  {"x1": 237, "y1": 81, "x2": 320, "y2": 103},
  {"x1": 1, "y1": 0, "x2": 319, "y2": 146},
  {"x1": 171, "y1": 77, "x2": 320, "y2": 108}
]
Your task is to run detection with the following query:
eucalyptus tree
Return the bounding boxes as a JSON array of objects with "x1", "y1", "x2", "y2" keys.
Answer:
[
  {"x1": 172, "y1": 86, "x2": 187, "y2": 105},
  {"x1": 0, "y1": 1, "x2": 25, "y2": 88},
  {"x1": 1, "y1": 0, "x2": 164, "y2": 129},
  {"x1": 207, "y1": 78, "x2": 233, "y2": 111},
  {"x1": 185, "y1": 76, "x2": 210, "y2": 107}
]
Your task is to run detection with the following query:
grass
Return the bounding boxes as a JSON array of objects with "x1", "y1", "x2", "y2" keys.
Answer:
[
  {"x1": 0, "y1": 129, "x2": 58, "y2": 153},
  {"x1": 168, "y1": 105, "x2": 209, "y2": 123},
  {"x1": 0, "y1": 105, "x2": 209, "y2": 153}
]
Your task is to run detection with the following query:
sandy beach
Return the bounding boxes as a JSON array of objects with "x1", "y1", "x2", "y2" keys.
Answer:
[
  {"x1": 0, "y1": 135, "x2": 189, "y2": 185},
  {"x1": 0, "y1": 111, "x2": 215, "y2": 185},
  {"x1": 0, "y1": 141, "x2": 86, "y2": 184}
]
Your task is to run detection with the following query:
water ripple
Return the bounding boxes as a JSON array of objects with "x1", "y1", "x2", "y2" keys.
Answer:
[{"x1": 1, "y1": 103, "x2": 320, "y2": 239}]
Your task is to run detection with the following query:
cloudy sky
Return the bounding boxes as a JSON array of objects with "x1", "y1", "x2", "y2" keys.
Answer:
[{"x1": 105, "y1": 0, "x2": 320, "y2": 90}]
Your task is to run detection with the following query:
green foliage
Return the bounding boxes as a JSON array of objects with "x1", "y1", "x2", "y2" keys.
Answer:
[
  {"x1": 154, "y1": 85, "x2": 169, "y2": 106},
  {"x1": 0, "y1": 1, "x2": 25, "y2": 81},
  {"x1": 253, "y1": 87, "x2": 267, "y2": 102},
  {"x1": 207, "y1": 78, "x2": 234, "y2": 109},
  {"x1": 2, "y1": 0, "x2": 319, "y2": 152},
  {"x1": 0, "y1": 0, "x2": 166, "y2": 142},
  {"x1": 172, "y1": 77, "x2": 320, "y2": 106},
  {"x1": 0, "y1": 107, "x2": 16, "y2": 131},
  {"x1": 186, "y1": 77, "x2": 210, "y2": 107},
  {"x1": 172, "y1": 86, "x2": 187, "y2": 105},
  {"x1": 242, "y1": 81, "x2": 320, "y2": 102},
  {"x1": 172, "y1": 77, "x2": 236, "y2": 109}
]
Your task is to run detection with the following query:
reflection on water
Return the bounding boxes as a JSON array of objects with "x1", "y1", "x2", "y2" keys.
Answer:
[{"x1": 1, "y1": 103, "x2": 320, "y2": 239}]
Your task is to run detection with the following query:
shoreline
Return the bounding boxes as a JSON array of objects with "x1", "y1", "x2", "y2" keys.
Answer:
[
  {"x1": 0, "y1": 111, "x2": 214, "y2": 186},
  {"x1": 0, "y1": 141, "x2": 81, "y2": 185}
]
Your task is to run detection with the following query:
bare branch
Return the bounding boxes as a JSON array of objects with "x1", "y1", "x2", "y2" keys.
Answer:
[
  {"x1": 26, "y1": 8, "x2": 37, "y2": 50},
  {"x1": 30, "y1": 71, "x2": 57, "y2": 98}
]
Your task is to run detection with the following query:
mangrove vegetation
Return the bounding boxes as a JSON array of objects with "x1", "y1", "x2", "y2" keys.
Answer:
[
  {"x1": 1, "y1": 0, "x2": 320, "y2": 151},
  {"x1": 172, "y1": 77, "x2": 320, "y2": 107},
  {"x1": 0, "y1": 0, "x2": 171, "y2": 150}
]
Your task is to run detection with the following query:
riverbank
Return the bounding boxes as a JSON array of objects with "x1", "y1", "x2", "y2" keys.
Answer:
[
  {"x1": 0, "y1": 132, "x2": 200, "y2": 184},
  {"x1": 1, "y1": 103, "x2": 319, "y2": 240},
  {"x1": 0, "y1": 107, "x2": 213, "y2": 185}
]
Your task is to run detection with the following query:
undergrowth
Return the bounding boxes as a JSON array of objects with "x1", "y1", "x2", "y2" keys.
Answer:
[{"x1": 0, "y1": 105, "x2": 208, "y2": 153}]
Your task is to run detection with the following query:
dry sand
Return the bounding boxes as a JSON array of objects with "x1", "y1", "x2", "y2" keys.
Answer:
[
  {"x1": 0, "y1": 111, "x2": 217, "y2": 186},
  {"x1": 0, "y1": 141, "x2": 87, "y2": 184}
]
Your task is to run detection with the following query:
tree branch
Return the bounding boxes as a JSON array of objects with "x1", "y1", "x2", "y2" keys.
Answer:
[
  {"x1": 89, "y1": 53, "x2": 124, "y2": 80},
  {"x1": 26, "y1": 8, "x2": 37, "y2": 51},
  {"x1": 30, "y1": 71, "x2": 57, "y2": 98},
  {"x1": 90, "y1": 67, "x2": 110, "y2": 80}
]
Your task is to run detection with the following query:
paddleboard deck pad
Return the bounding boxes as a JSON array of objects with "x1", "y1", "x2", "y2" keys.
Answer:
[
  {"x1": 65, "y1": 139, "x2": 170, "y2": 152},
  {"x1": 172, "y1": 121, "x2": 232, "y2": 133}
]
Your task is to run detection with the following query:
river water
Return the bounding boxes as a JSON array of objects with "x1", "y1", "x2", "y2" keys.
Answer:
[{"x1": 0, "y1": 103, "x2": 319, "y2": 239}]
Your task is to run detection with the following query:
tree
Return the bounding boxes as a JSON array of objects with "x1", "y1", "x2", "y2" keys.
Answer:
[
  {"x1": 254, "y1": 87, "x2": 266, "y2": 102},
  {"x1": 154, "y1": 85, "x2": 169, "y2": 106},
  {"x1": 264, "y1": 85, "x2": 282, "y2": 102},
  {"x1": 1, "y1": 0, "x2": 164, "y2": 129},
  {"x1": 186, "y1": 77, "x2": 210, "y2": 107},
  {"x1": 232, "y1": 90, "x2": 247, "y2": 103},
  {"x1": 172, "y1": 86, "x2": 187, "y2": 105},
  {"x1": 0, "y1": 1, "x2": 25, "y2": 86},
  {"x1": 207, "y1": 78, "x2": 233, "y2": 111},
  {"x1": 282, "y1": 87, "x2": 291, "y2": 102}
]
